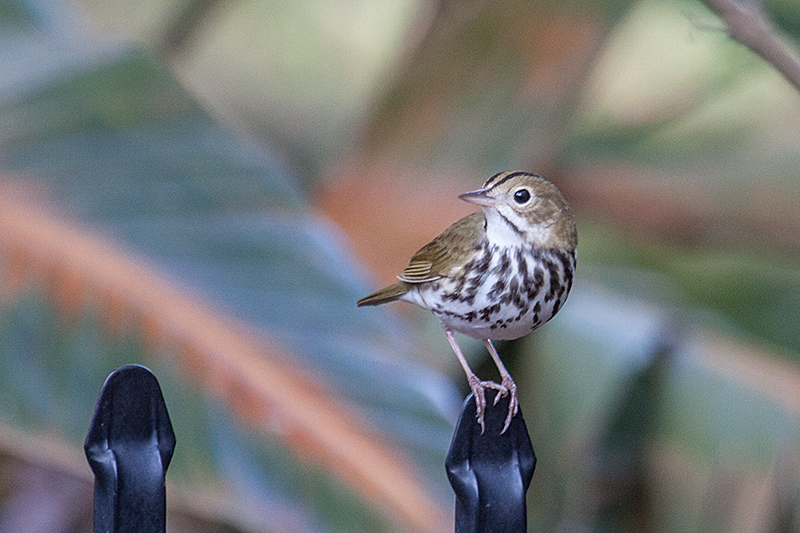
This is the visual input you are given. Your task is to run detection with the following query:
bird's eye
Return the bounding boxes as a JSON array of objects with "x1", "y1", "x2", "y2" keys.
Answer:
[{"x1": 513, "y1": 188, "x2": 531, "y2": 204}]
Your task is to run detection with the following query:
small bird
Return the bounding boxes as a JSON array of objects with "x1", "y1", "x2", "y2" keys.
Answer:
[{"x1": 357, "y1": 171, "x2": 577, "y2": 433}]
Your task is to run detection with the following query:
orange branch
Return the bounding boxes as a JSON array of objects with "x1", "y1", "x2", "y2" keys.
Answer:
[{"x1": 0, "y1": 183, "x2": 448, "y2": 533}]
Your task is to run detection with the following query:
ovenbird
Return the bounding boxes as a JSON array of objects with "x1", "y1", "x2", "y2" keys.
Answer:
[{"x1": 358, "y1": 171, "x2": 577, "y2": 433}]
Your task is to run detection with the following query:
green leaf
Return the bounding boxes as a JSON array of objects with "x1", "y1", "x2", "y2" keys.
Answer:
[
  {"x1": 517, "y1": 278, "x2": 800, "y2": 532},
  {"x1": 0, "y1": 28, "x2": 454, "y2": 533},
  {"x1": 0, "y1": 0, "x2": 38, "y2": 28}
]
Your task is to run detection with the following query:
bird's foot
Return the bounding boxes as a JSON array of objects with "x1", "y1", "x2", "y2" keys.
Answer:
[
  {"x1": 498, "y1": 375, "x2": 518, "y2": 435},
  {"x1": 467, "y1": 375, "x2": 508, "y2": 434}
]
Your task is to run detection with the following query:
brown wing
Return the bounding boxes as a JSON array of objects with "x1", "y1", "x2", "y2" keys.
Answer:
[
  {"x1": 398, "y1": 212, "x2": 485, "y2": 283},
  {"x1": 356, "y1": 282, "x2": 408, "y2": 306}
]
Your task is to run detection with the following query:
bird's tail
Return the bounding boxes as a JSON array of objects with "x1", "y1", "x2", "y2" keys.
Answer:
[{"x1": 357, "y1": 282, "x2": 408, "y2": 307}]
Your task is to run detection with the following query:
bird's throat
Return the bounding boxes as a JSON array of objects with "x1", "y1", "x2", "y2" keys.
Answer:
[{"x1": 483, "y1": 208, "x2": 529, "y2": 248}]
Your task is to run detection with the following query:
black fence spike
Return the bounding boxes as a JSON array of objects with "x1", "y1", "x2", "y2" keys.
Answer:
[
  {"x1": 85, "y1": 364, "x2": 176, "y2": 533},
  {"x1": 446, "y1": 389, "x2": 536, "y2": 533}
]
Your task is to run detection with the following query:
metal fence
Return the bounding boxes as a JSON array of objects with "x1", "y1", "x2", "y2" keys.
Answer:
[{"x1": 85, "y1": 365, "x2": 535, "y2": 533}]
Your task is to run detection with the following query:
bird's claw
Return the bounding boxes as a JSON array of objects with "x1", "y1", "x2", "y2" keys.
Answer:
[
  {"x1": 467, "y1": 376, "x2": 512, "y2": 434},
  {"x1": 492, "y1": 384, "x2": 508, "y2": 406},
  {"x1": 499, "y1": 376, "x2": 518, "y2": 435},
  {"x1": 467, "y1": 375, "x2": 487, "y2": 433}
]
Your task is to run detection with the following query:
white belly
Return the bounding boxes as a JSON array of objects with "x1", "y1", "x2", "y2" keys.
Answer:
[{"x1": 401, "y1": 245, "x2": 575, "y2": 341}]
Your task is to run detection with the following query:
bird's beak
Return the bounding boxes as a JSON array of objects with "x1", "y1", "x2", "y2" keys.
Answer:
[{"x1": 458, "y1": 188, "x2": 497, "y2": 207}]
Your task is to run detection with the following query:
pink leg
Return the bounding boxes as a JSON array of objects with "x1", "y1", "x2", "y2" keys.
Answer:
[
  {"x1": 483, "y1": 339, "x2": 519, "y2": 434},
  {"x1": 444, "y1": 329, "x2": 506, "y2": 433}
]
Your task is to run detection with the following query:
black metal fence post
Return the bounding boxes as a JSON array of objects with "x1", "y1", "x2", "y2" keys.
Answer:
[
  {"x1": 446, "y1": 389, "x2": 536, "y2": 533},
  {"x1": 85, "y1": 364, "x2": 176, "y2": 533}
]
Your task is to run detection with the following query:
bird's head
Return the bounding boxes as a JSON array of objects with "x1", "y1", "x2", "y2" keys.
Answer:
[{"x1": 459, "y1": 171, "x2": 577, "y2": 250}]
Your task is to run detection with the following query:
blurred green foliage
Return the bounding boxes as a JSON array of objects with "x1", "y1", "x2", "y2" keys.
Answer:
[
  {"x1": 0, "y1": 0, "x2": 798, "y2": 531},
  {"x1": 579, "y1": 221, "x2": 800, "y2": 360}
]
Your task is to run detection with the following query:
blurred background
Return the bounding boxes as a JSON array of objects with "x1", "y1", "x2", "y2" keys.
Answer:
[{"x1": 0, "y1": 0, "x2": 798, "y2": 531}]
